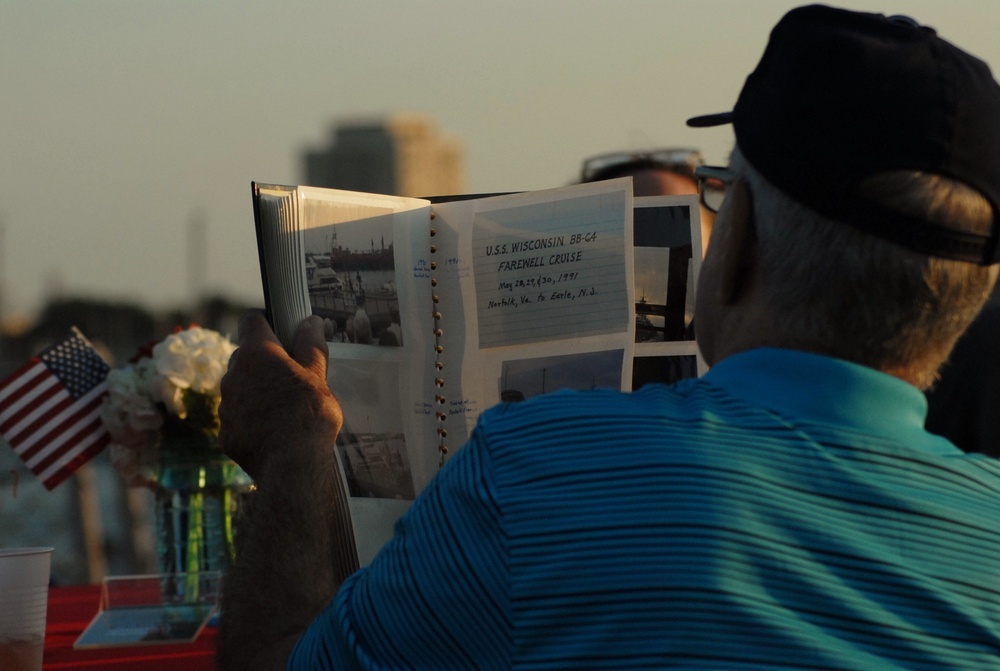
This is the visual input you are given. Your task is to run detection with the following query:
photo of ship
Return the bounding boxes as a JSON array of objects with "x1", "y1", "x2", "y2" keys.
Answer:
[{"x1": 304, "y1": 223, "x2": 402, "y2": 346}]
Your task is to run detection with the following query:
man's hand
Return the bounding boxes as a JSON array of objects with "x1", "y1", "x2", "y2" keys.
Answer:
[
  {"x1": 219, "y1": 311, "x2": 341, "y2": 482},
  {"x1": 217, "y1": 311, "x2": 348, "y2": 671}
]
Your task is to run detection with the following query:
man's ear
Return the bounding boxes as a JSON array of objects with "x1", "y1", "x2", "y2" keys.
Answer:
[{"x1": 716, "y1": 179, "x2": 757, "y2": 305}]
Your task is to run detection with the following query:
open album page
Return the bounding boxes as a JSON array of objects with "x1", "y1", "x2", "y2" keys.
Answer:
[
  {"x1": 263, "y1": 186, "x2": 436, "y2": 566},
  {"x1": 258, "y1": 183, "x2": 705, "y2": 567},
  {"x1": 429, "y1": 179, "x2": 636, "y2": 465}
]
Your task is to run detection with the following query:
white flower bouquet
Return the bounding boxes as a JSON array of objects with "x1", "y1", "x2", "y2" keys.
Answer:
[{"x1": 100, "y1": 326, "x2": 237, "y2": 487}]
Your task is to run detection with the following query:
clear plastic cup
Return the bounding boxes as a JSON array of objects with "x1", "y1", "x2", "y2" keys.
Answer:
[{"x1": 0, "y1": 547, "x2": 53, "y2": 671}]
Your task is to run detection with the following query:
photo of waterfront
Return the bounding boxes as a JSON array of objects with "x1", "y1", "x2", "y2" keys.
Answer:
[
  {"x1": 303, "y1": 218, "x2": 402, "y2": 347},
  {"x1": 633, "y1": 204, "x2": 696, "y2": 343},
  {"x1": 498, "y1": 350, "x2": 623, "y2": 402}
]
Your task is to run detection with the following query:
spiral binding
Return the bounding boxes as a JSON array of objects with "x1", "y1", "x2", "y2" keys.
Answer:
[{"x1": 430, "y1": 212, "x2": 448, "y2": 466}]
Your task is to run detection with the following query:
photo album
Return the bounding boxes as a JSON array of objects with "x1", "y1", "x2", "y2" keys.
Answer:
[{"x1": 252, "y1": 178, "x2": 704, "y2": 568}]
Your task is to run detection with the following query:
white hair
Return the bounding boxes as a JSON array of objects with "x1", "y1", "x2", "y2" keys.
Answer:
[{"x1": 730, "y1": 146, "x2": 996, "y2": 388}]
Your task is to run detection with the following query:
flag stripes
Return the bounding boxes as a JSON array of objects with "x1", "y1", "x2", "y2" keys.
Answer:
[{"x1": 0, "y1": 328, "x2": 111, "y2": 489}]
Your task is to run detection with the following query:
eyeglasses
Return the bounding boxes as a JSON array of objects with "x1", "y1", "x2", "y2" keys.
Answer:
[
  {"x1": 580, "y1": 148, "x2": 704, "y2": 183},
  {"x1": 694, "y1": 165, "x2": 736, "y2": 213}
]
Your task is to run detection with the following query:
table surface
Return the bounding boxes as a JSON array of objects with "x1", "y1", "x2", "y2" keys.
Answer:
[{"x1": 44, "y1": 584, "x2": 218, "y2": 670}]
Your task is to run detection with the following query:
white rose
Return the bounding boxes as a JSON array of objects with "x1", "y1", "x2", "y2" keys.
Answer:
[
  {"x1": 131, "y1": 357, "x2": 160, "y2": 397},
  {"x1": 148, "y1": 375, "x2": 187, "y2": 419},
  {"x1": 152, "y1": 327, "x2": 235, "y2": 396},
  {"x1": 100, "y1": 367, "x2": 162, "y2": 447}
]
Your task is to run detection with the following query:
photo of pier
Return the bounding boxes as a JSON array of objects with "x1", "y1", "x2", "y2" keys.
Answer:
[
  {"x1": 338, "y1": 430, "x2": 414, "y2": 500},
  {"x1": 326, "y1": 358, "x2": 415, "y2": 501},
  {"x1": 303, "y1": 217, "x2": 402, "y2": 347}
]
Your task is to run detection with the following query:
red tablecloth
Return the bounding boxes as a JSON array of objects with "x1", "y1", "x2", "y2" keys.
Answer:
[{"x1": 43, "y1": 584, "x2": 217, "y2": 670}]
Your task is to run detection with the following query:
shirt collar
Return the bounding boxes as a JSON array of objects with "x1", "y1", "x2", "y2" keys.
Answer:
[{"x1": 702, "y1": 348, "x2": 934, "y2": 446}]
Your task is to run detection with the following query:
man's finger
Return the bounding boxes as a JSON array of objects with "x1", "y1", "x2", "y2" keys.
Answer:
[
  {"x1": 237, "y1": 309, "x2": 281, "y2": 349},
  {"x1": 290, "y1": 315, "x2": 329, "y2": 380}
]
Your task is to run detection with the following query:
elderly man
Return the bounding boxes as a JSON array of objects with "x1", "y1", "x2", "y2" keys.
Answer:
[{"x1": 218, "y1": 5, "x2": 1000, "y2": 669}]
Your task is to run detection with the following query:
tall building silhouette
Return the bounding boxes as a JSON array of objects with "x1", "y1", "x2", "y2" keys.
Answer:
[{"x1": 303, "y1": 114, "x2": 466, "y2": 197}]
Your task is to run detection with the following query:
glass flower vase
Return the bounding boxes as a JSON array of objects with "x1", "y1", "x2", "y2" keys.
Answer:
[{"x1": 154, "y1": 427, "x2": 252, "y2": 578}]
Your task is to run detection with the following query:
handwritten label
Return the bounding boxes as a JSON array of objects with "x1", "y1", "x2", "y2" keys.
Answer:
[
  {"x1": 473, "y1": 191, "x2": 629, "y2": 348},
  {"x1": 413, "y1": 259, "x2": 431, "y2": 280},
  {"x1": 448, "y1": 398, "x2": 478, "y2": 416}
]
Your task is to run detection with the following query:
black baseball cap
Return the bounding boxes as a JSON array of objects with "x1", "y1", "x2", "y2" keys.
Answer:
[{"x1": 688, "y1": 4, "x2": 1000, "y2": 265}]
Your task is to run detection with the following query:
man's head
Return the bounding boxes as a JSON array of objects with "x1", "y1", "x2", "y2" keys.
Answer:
[{"x1": 689, "y1": 4, "x2": 1000, "y2": 387}]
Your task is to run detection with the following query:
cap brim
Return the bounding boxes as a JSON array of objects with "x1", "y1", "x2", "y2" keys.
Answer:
[{"x1": 686, "y1": 112, "x2": 734, "y2": 128}]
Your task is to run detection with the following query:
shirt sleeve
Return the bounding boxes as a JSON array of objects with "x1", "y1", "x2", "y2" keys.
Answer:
[{"x1": 286, "y1": 420, "x2": 512, "y2": 671}]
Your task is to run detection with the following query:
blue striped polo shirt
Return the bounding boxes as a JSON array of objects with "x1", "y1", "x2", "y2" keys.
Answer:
[{"x1": 289, "y1": 348, "x2": 1000, "y2": 670}]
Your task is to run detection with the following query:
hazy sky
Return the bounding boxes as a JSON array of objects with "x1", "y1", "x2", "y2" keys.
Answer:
[{"x1": 3, "y1": 1, "x2": 998, "y2": 319}]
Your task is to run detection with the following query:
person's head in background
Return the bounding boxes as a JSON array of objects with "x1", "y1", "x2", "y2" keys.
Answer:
[
  {"x1": 580, "y1": 148, "x2": 701, "y2": 197},
  {"x1": 579, "y1": 148, "x2": 714, "y2": 256}
]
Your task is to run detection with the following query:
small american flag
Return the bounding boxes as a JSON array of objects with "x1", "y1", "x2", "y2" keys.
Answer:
[{"x1": 0, "y1": 328, "x2": 111, "y2": 489}]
